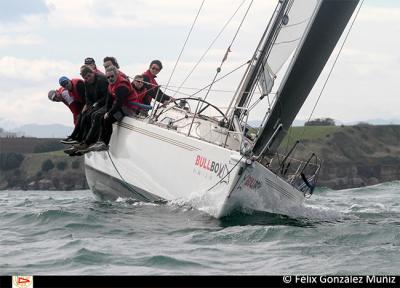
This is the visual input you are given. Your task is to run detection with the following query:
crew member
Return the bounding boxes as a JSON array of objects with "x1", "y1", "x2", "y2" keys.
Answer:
[
  {"x1": 129, "y1": 74, "x2": 152, "y2": 116},
  {"x1": 48, "y1": 76, "x2": 85, "y2": 126},
  {"x1": 103, "y1": 56, "x2": 128, "y2": 79},
  {"x1": 91, "y1": 66, "x2": 144, "y2": 151},
  {"x1": 84, "y1": 57, "x2": 103, "y2": 75},
  {"x1": 63, "y1": 65, "x2": 109, "y2": 154},
  {"x1": 142, "y1": 60, "x2": 175, "y2": 105}
]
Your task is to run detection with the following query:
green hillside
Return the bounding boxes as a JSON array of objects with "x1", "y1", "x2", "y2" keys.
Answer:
[
  {"x1": 0, "y1": 148, "x2": 87, "y2": 190},
  {"x1": 276, "y1": 124, "x2": 400, "y2": 189},
  {"x1": 280, "y1": 125, "x2": 341, "y2": 150}
]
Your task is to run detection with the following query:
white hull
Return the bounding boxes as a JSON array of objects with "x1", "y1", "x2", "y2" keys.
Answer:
[{"x1": 85, "y1": 114, "x2": 305, "y2": 218}]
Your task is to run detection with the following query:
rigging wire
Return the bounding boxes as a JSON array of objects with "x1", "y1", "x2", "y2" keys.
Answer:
[
  {"x1": 105, "y1": 150, "x2": 151, "y2": 202},
  {"x1": 150, "y1": 1, "x2": 205, "y2": 118},
  {"x1": 164, "y1": 86, "x2": 264, "y2": 99},
  {"x1": 227, "y1": 0, "x2": 290, "y2": 121},
  {"x1": 201, "y1": 0, "x2": 254, "y2": 104},
  {"x1": 164, "y1": 0, "x2": 205, "y2": 94},
  {"x1": 189, "y1": 60, "x2": 250, "y2": 97},
  {"x1": 152, "y1": 60, "x2": 250, "y2": 121},
  {"x1": 173, "y1": 0, "x2": 248, "y2": 98},
  {"x1": 298, "y1": 0, "x2": 364, "y2": 142},
  {"x1": 162, "y1": 84, "x2": 273, "y2": 95},
  {"x1": 207, "y1": 154, "x2": 245, "y2": 192}
]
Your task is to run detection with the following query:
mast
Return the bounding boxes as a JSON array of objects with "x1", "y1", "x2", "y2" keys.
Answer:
[
  {"x1": 230, "y1": 0, "x2": 290, "y2": 120},
  {"x1": 252, "y1": 0, "x2": 359, "y2": 157}
]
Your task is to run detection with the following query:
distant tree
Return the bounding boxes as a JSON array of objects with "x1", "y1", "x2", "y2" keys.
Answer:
[
  {"x1": 56, "y1": 161, "x2": 68, "y2": 171},
  {"x1": 71, "y1": 160, "x2": 80, "y2": 169},
  {"x1": 0, "y1": 152, "x2": 25, "y2": 170},
  {"x1": 52, "y1": 177, "x2": 60, "y2": 189},
  {"x1": 41, "y1": 159, "x2": 55, "y2": 172},
  {"x1": 305, "y1": 118, "x2": 336, "y2": 126},
  {"x1": 33, "y1": 141, "x2": 64, "y2": 153},
  {"x1": 356, "y1": 122, "x2": 372, "y2": 127}
]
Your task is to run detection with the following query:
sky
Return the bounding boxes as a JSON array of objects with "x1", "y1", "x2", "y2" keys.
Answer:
[{"x1": 0, "y1": 0, "x2": 399, "y2": 129}]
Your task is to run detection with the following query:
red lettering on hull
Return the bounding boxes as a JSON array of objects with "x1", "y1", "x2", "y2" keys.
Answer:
[{"x1": 194, "y1": 155, "x2": 229, "y2": 182}]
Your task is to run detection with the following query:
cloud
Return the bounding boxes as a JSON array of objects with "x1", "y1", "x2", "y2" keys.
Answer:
[
  {"x1": 0, "y1": 57, "x2": 78, "y2": 83},
  {"x1": 0, "y1": 58, "x2": 79, "y2": 126},
  {"x1": 0, "y1": 1, "x2": 399, "y2": 127},
  {"x1": 0, "y1": 89, "x2": 73, "y2": 126},
  {"x1": 0, "y1": 34, "x2": 44, "y2": 47},
  {"x1": 0, "y1": 57, "x2": 84, "y2": 126},
  {"x1": 0, "y1": 0, "x2": 49, "y2": 23},
  {"x1": 357, "y1": 5, "x2": 400, "y2": 23},
  {"x1": 41, "y1": 0, "x2": 273, "y2": 31}
]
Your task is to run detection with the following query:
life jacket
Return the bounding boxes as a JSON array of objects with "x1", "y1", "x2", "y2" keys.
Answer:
[
  {"x1": 108, "y1": 72, "x2": 141, "y2": 110},
  {"x1": 56, "y1": 87, "x2": 71, "y2": 106},
  {"x1": 142, "y1": 70, "x2": 159, "y2": 104},
  {"x1": 142, "y1": 70, "x2": 158, "y2": 87},
  {"x1": 68, "y1": 78, "x2": 84, "y2": 103},
  {"x1": 94, "y1": 68, "x2": 104, "y2": 75},
  {"x1": 56, "y1": 87, "x2": 82, "y2": 126},
  {"x1": 119, "y1": 70, "x2": 129, "y2": 80},
  {"x1": 132, "y1": 86, "x2": 148, "y2": 104}
]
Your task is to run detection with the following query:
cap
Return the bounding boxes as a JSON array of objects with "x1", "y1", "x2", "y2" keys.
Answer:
[
  {"x1": 48, "y1": 90, "x2": 56, "y2": 101},
  {"x1": 58, "y1": 76, "x2": 70, "y2": 87},
  {"x1": 84, "y1": 57, "x2": 95, "y2": 65}
]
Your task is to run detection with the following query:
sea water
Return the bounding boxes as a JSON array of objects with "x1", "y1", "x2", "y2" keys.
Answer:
[{"x1": 1, "y1": 181, "x2": 400, "y2": 275}]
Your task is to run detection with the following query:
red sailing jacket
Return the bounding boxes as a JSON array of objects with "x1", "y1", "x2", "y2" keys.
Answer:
[
  {"x1": 68, "y1": 78, "x2": 84, "y2": 103},
  {"x1": 132, "y1": 85, "x2": 148, "y2": 105},
  {"x1": 108, "y1": 72, "x2": 142, "y2": 109},
  {"x1": 56, "y1": 87, "x2": 83, "y2": 126},
  {"x1": 119, "y1": 70, "x2": 129, "y2": 80},
  {"x1": 142, "y1": 70, "x2": 158, "y2": 87},
  {"x1": 142, "y1": 70, "x2": 159, "y2": 104}
]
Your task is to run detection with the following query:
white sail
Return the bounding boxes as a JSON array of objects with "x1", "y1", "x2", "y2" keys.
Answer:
[
  {"x1": 252, "y1": 0, "x2": 359, "y2": 156},
  {"x1": 233, "y1": 0, "x2": 320, "y2": 116},
  {"x1": 259, "y1": 0, "x2": 319, "y2": 95}
]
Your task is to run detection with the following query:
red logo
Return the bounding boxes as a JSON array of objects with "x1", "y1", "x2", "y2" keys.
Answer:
[
  {"x1": 12, "y1": 276, "x2": 33, "y2": 288},
  {"x1": 18, "y1": 277, "x2": 30, "y2": 284},
  {"x1": 244, "y1": 175, "x2": 262, "y2": 190},
  {"x1": 193, "y1": 155, "x2": 230, "y2": 183}
]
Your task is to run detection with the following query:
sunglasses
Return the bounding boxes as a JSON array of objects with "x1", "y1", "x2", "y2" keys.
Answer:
[
  {"x1": 107, "y1": 75, "x2": 115, "y2": 80},
  {"x1": 61, "y1": 81, "x2": 69, "y2": 87}
]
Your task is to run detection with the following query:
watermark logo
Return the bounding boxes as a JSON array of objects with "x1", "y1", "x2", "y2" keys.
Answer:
[
  {"x1": 282, "y1": 275, "x2": 397, "y2": 285},
  {"x1": 12, "y1": 276, "x2": 33, "y2": 288}
]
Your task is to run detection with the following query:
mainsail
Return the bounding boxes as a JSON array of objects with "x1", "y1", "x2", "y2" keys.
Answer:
[
  {"x1": 232, "y1": 0, "x2": 320, "y2": 119},
  {"x1": 251, "y1": 0, "x2": 359, "y2": 156}
]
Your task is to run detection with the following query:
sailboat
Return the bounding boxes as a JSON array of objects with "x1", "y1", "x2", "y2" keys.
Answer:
[{"x1": 84, "y1": 0, "x2": 359, "y2": 218}]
